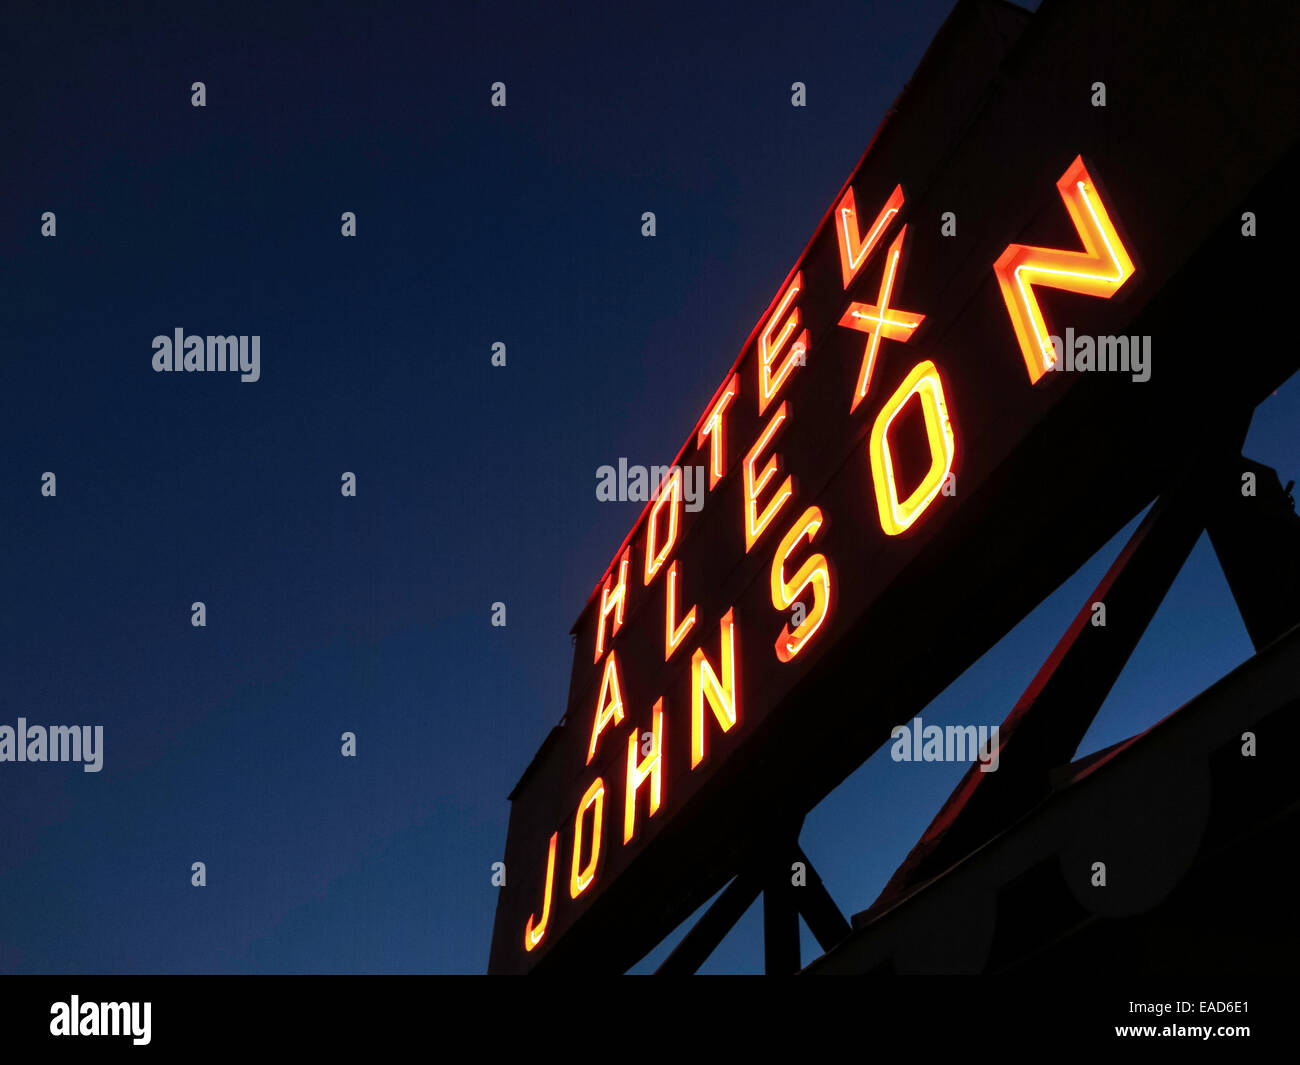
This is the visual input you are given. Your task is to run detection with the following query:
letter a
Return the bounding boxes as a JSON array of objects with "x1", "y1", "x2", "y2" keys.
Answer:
[{"x1": 587, "y1": 651, "x2": 626, "y2": 764}]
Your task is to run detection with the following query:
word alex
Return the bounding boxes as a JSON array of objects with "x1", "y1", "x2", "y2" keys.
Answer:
[{"x1": 151, "y1": 328, "x2": 261, "y2": 382}]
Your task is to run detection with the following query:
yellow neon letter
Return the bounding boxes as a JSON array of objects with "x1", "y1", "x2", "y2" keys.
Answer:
[
  {"x1": 743, "y1": 402, "x2": 794, "y2": 553},
  {"x1": 664, "y1": 560, "x2": 697, "y2": 661},
  {"x1": 587, "y1": 651, "x2": 626, "y2": 765},
  {"x1": 524, "y1": 830, "x2": 558, "y2": 952},
  {"x1": 643, "y1": 468, "x2": 682, "y2": 585},
  {"x1": 835, "y1": 183, "x2": 905, "y2": 289},
  {"x1": 691, "y1": 607, "x2": 738, "y2": 769},
  {"x1": 569, "y1": 777, "x2": 605, "y2": 898},
  {"x1": 624, "y1": 698, "x2": 665, "y2": 844},
  {"x1": 837, "y1": 225, "x2": 925, "y2": 412},
  {"x1": 770, "y1": 506, "x2": 833, "y2": 662},
  {"x1": 869, "y1": 360, "x2": 956, "y2": 536},
  {"x1": 758, "y1": 273, "x2": 809, "y2": 415},
  {"x1": 697, "y1": 375, "x2": 738, "y2": 490},
  {"x1": 593, "y1": 549, "x2": 630, "y2": 662},
  {"x1": 993, "y1": 155, "x2": 1135, "y2": 384}
]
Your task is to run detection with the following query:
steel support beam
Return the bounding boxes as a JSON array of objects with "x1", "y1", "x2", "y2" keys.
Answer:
[{"x1": 655, "y1": 873, "x2": 762, "y2": 974}]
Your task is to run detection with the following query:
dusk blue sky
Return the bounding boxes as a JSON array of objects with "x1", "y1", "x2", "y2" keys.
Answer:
[{"x1": 2, "y1": 0, "x2": 1293, "y2": 974}]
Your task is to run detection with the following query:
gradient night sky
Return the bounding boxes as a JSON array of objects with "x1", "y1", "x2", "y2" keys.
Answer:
[{"x1": 2, "y1": 0, "x2": 1294, "y2": 974}]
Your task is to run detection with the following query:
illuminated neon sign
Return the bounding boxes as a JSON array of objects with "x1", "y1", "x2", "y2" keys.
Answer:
[{"x1": 504, "y1": 151, "x2": 1138, "y2": 967}]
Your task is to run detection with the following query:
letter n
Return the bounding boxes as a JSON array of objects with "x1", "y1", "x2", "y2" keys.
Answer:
[
  {"x1": 993, "y1": 155, "x2": 1135, "y2": 383},
  {"x1": 691, "y1": 608, "x2": 738, "y2": 769}
]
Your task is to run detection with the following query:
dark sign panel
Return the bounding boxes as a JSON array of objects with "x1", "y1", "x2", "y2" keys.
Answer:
[{"x1": 490, "y1": 0, "x2": 1299, "y2": 973}]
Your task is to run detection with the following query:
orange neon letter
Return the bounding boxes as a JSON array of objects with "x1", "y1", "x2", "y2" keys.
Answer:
[
  {"x1": 587, "y1": 651, "x2": 626, "y2": 765},
  {"x1": 838, "y1": 225, "x2": 925, "y2": 412},
  {"x1": 869, "y1": 360, "x2": 956, "y2": 536},
  {"x1": 697, "y1": 375, "x2": 738, "y2": 490},
  {"x1": 664, "y1": 560, "x2": 697, "y2": 660},
  {"x1": 569, "y1": 777, "x2": 605, "y2": 898},
  {"x1": 593, "y1": 549, "x2": 630, "y2": 662},
  {"x1": 743, "y1": 401, "x2": 794, "y2": 553},
  {"x1": 993, "y1": 155, "x2": 1136, "y2": 384},
  {"x1": 643, "y1": 468, "x2": 682, "y2": 584},
  {"x1": 835, "y1": 183, "x2": 905, "y2": 289},
  {"x1": 624, "y1": 698, "x2": 665, "y2": 844},
  {"x1": 758, "y1": 273, "x2": 809, "y2": 415},
  {"x1": 691, "y1": 608, "x2": 738, "y2": 769},
  {"x1": 770, "y1": 506, "x2": 833, "y2": 663},
  {"x1": 524, "y1": 830, "x2": 558, "y2": 952}
]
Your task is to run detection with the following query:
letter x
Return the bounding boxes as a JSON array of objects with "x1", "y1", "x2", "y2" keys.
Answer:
[{"x1": 837, "y1": 226, "x2": 925, "y2": 413}]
